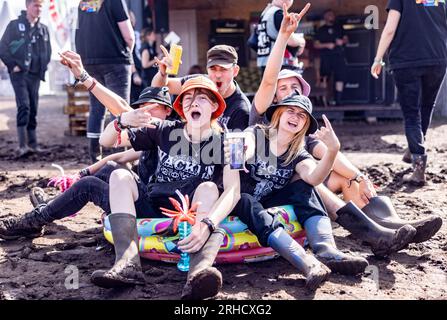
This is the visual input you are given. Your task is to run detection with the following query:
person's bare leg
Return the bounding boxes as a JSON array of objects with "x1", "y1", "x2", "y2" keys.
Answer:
[
  {"x1": 182, "y1": 182, "x2": 223, "y2": 300},
  {"x1": 109, "y1": 169, "x2": 139, "y2": 216},
  {"x1": 325, "y1": 172, "x2": 367, "y2": 209},
  {"x1": 315, "y1": 184, "x2": 344, "y2": 220}
]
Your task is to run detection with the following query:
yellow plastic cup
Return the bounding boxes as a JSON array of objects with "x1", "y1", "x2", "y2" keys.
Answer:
[{"x1": 166, "y1": 44, "x2": 183, "y2": 76}]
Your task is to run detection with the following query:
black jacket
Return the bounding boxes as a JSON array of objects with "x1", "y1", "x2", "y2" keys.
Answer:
[{"x1": 0, "y1": 11, "x2": 52, "y2": 81}]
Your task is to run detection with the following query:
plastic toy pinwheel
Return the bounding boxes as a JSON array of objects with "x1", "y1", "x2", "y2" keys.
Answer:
[{"x1": 160, "y1": 190, "x2": 199, "y2": 272}]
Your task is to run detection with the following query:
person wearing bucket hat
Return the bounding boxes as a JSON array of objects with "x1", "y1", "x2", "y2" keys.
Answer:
[
  {"x1": 92, "y1": 75, "x2": 241, "y2": 297},
  {"x1": 247, "y1": 8, "x2": 423, "y2": 259},
  {"x1": 152, "y1": 44, "x2": 250, "y2": 131},
  {"x1": 248, "y1": 5, "x2": 440, "y2": 248}
]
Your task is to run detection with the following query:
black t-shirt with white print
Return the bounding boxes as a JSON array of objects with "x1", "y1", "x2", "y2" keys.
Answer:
[
  {"x1": 128, "y1": 120, "x2": 224, "y2": 185},
  {"x1": 181, "y1": 75, "x2": 250, "y2": 131},
  {"x1": 240, "y1": 126, "x2": 312, "y2": 201}
]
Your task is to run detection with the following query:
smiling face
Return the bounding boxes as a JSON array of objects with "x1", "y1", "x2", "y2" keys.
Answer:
[
  {"x1": 277, "y1": 106, "x2": 309, "y2": 135},
  {"x1": 207, "y1": 65, "x2": 239, "y2": 98},
  {"x1": 275, "y1": 77, "x2": 304, "y2": 102},
  {"x1": 181, "y1": 88, "x2": 218, "y2": 128}
]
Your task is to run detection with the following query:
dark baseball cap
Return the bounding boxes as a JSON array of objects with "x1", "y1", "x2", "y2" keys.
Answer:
[
  {"x1": 207, "y1": 45, "x2": 238, "y2": 68},
  {"x1": 131, "y1": 86, "x2": 172, "y2": 109},
  {"x1": 266, "y1": 92, "x2": 319, "y2": 135}
]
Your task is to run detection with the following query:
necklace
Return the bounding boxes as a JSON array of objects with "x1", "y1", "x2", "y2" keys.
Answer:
[{"x1": 191, "y1": 141, "x2": 206, "y2": 158}]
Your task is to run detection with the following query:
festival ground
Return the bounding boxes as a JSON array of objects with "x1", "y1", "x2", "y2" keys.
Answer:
[{"x1": 0, "y1": 95, "x2": 446, "y2": 300}]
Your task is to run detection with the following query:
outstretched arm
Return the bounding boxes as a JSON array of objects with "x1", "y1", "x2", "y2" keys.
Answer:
[
  {"x1": 254, "y1": 3, "x2": 310, "y2": 116},
  {"x1": 59, "y1": 51, "x2": 133, "y2": 115},
  {"x1": 86, "y1": 149, "x2": 142, "y2": 175}
]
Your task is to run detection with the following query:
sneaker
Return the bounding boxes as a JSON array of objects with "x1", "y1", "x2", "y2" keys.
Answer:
[{"x1": 29, "y1": 187, "x2": 51, "y2": 208}]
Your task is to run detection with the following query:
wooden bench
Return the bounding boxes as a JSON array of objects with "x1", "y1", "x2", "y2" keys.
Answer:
[{"x1": 64, "y1": 84, "x2": 90, "y2": 136}]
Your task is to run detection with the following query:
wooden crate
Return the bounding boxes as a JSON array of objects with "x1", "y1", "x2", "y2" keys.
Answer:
[{"x1": 64, "y1": 84, "x2": 90, "y2": 136}]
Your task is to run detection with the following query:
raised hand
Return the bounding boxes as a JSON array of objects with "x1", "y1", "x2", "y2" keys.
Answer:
[
  {"x1": 309, "y1": 114, "x2": 340, "y2": 152},
  {"x1": 154, "y1": 45, "x2": 172, "y2": 76},
  {"x1": 59, "y1": 51, "x2": 84, "y2": 79},
  {"x1": 120, "y1": 104, "x2": 159, "y2": 128},
  {"x1": 280, "y1": 3, "x2": 311, "y2": 37}
]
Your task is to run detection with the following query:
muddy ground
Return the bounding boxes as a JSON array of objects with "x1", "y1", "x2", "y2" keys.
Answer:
[{"x1": 0, "y1": 95, "x2": 446, "y2": 300}]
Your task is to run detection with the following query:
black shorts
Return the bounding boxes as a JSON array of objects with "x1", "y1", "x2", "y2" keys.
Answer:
[
  {"x1": 320, "y1": 54, "x2": 346, "y2": 82},
  {"x1": 133, "y1": 177, "x2": 203, "y2": 219}
]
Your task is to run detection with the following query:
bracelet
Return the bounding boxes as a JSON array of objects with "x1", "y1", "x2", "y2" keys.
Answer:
[
  {"x1": 73, "y1": 70, "x2": 89, "y2": 87},
  {"x1": 201, "y1": 218, "x2": 216, "y2": 234},
  {"x1": 348, "y1": 172, "x2": 368, "y2": 187},
  {"x1": 116, "y1": 114, "x2": 130, "y2": 130},
  {"x1": 79, "y1": 168, "x2": 91, "y2": 178},
  {"x1": 113, "y1": 120, "x2": 122, "y2": 147},
  {"x1": 87, "y1": 78, "x2": 97, "y2": 91},
  {"x1": 374, "y1": 59, "x2": 386, "y2": 66}
]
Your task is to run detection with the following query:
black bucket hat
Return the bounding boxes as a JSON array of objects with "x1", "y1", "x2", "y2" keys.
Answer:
[
  {"x1": 265, "y1": 92, "x2": 319, "y2": 135},
  {"x1": 131, "y1": 86, "x2": 172, "y2": 109}
]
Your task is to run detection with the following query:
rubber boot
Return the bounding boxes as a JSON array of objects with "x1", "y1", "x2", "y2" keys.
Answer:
[
  {"x1": 335, "y1": 201, "x2": 416, "y2": 257},
  {"x1": 27, "y1": 129, "x2": 42, "y2": 153},
  {"x1": 267, "y1": 227, "x2": 331, "y2": 291},
  {"x1": 0, "y1": 204, "x2": 51, "y2": 240},
  {"x1": 402, "y1": 148, "x2": 411, "y2": 164},
  {"x1": 403, "y1": 154, "x2": 427, "y2": 186},
  {"x1": 89, "y1": 138, "x2": 102, "y2": 164},
  {"x1": 16, "y1": 126, "x2": 30, "y2": 158},
  {"x1": 304, "y1": 215, "x2": 369, "y2": 275},
  {"x1": 181, "y1": 228, "x2": 225, "y2": 300},
  {"x1": 91, "y1": 213, "x2": 145, "y2": 288},
  {"x1": 361, "y1": 196, "x2": 442, "y2": 243}
]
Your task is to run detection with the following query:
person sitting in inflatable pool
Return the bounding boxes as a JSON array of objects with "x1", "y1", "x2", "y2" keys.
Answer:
[
  {"x1": 98, "y1": 75, "x2": 242, "y2": 298},
  {"x1": 249, "y1": 5, "x2": 441, "y2": 248}
]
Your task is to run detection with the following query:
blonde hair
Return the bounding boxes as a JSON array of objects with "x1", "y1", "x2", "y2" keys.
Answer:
[{"x1": 260, "y1": 106, "x2": 310, "y2": 166}]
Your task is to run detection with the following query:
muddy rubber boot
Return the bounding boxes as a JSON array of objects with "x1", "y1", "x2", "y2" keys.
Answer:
[
  {"x1": 29, "y1": 187, "x2": 51, "y2": 208},
  {"x1": 27, "y1": 129, "x2": 43, "y2": 153},
  {"x1": 304, "y1": 215, "x2": 369, "y2": 276},
  {"x1": 91, "y1": 213, "x2": 145, "y2": 288},
  {"x1": 181, "y1": 228, "x2": 225, "y2": 300},
  {"x1": 89, "y1": 138, "x2": 102, "y2": 164},
  {"x1": 402, "y1": 148, "x2": 411, "y2": 164},
  {"x1": 16, "y1": 126, "x2": 30, "y2": 158},
  {"x1": 362, "y1": 196, "x2": 442, "y2": 243},
  {"x1": 0, "y1": 205, "x2": 51, "y2": 240},
  {"x1": 403, "y1": 154, "x2": 427, "y2": 186},
  {"x1": 267, "y1": 227, "x2": 331, "y2": 291},
  {"x1": 335, "y1": 202, "x2": 416, "y2": 258}
]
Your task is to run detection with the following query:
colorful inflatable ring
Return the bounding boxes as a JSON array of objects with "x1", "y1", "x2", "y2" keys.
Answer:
[{"x1": 103, "y1": 205, "x2": 306, "y2": 264}]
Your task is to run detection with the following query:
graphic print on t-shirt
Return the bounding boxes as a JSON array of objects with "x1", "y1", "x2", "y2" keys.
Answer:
[
  {"x1": 155, "y1": 148, "x2": 216, "y2": 183},
  {"x1": 416, "y1": 0, "x2": 445, "y2": 6}
]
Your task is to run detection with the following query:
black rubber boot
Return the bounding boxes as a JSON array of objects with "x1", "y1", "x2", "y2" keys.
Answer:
[
  {"x1": 362, "y1": 196, "x2": 442, "y2": 243},
  {"x1": 16, "y1": 126, "x2": 30, "y2": 157},
  {"x1": 27, "y1": 129, "x2": 43, "y2": 153},
  {"x1": 335, "y1": 202, "x2": 417, "y2": 258},
  {"x1": 89, "y1": 138, "x2": 102, "y2": 164},
  {"x1": 267, "y1": 227, "x2": 331, "y2": 291},
  {"x1": 91, "y1": 213, "x2": 145, "y2": 288},
  {"x1": 0, "y1": 205, "x2": 51, "y2": 240},
  {"x1": 181, "y1": 228, "x2": 225, "y2": 300},
  {"x1": 304, "y1": 215, "x2": 369, "y2": 275}
]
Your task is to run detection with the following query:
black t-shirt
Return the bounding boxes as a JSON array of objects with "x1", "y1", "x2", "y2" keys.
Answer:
[
  {"x1": 75, "y1": 0, "x2": 132, "y2": 65},
  {"x1": 387, "y1": 0, "x2": 447, "y2": 70},
  {"x1": 240, "y1": 127, "x2": 312, "y2": 201},
  {"x1": 140, "y1": 42, "x2": 157, "y2": 67},
  {"x1": 129, "y1": 120, "x2": 224, "y2": 184},
  {"x1": 181, "y1": 75, "x2": 250, "y2": 131},
  {"x1": 315, "y1": 24, "x2": 345, "y2": 56}
]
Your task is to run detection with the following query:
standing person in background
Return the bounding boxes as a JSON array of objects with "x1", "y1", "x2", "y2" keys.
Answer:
[
  {"x1": 257, "y1": 1, "x2": 308, "y2": 75},
  {"x1": 372, "y1": 0, "x2": 447, "y2": 186},
  {"x1": 0, "y1": 0, "x2": 51, "y2": 157},
  {"x1": 140, "y1": 28, "x2": 158, "y2": 88},
  {"x1": 75, "y1": 0, "x2": 134, "y2": 163},
  {"x1": 314, "y1": 9, "x2": 348, "y2": 106}
]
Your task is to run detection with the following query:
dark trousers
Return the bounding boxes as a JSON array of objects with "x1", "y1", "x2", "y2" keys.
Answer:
[
  {"x1": 84, "y1": 64, "x2": 131, "y2": 139},
  {"x1": 10, "y1": 71, "x2": 40, "y2": 130},
  {"x1": 393, "y1": 65, "x2": 446, "y2": 155},
  {"x1": 233, "y1": 180, "x2": 328, "y2": 247}
]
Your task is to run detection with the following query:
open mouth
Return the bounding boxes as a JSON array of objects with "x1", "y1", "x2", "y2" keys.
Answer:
[
  {"x1": 287, "y1": 121, "x2": 298, "y2": 128},
  {"x1": 191, "y1": 110, "x2": 202, "y2": 120},
  {"x1": 216, "y1": 81, "x2": 223, "y2": 89}
]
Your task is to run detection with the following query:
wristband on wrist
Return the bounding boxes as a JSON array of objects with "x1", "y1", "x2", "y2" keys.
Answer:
[
  {"x1": 79, "y1": 168, "x2": 91, "y2": 178},
  {"x1": 86, "y1": 77, "x2": 97, "y2": 91},
  {"x1": 116, "y1": 114, "x2": 130, "y2": 130},
  {"x1": 200, "y1": 218, "x2": 216, "y2": 234},
  {"x1": 348, "y1": 172, "x2": 368, "y2": 187},
  {"x1": 73, "y1": 70, "x2": 89, "y2": 87}
]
